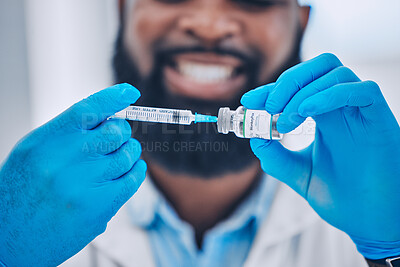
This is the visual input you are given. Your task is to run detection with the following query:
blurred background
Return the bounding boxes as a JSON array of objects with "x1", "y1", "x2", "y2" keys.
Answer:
[{"x1": 1, "y1": 0, "x2": 399, "y2": 159}]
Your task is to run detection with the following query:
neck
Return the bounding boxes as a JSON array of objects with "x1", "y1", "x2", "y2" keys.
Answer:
[{"x1": 146, "y1": 159, "x2": 262, "y2": 248}]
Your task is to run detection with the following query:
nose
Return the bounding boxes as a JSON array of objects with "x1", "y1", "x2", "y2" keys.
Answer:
[{"x1": 177, "y1": 7, "x2": 241, "y2": 46}]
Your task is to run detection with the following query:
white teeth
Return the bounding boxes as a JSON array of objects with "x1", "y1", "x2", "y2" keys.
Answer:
[{"x1": 177, "y1": 61, "x2": 234, "y2": 83}]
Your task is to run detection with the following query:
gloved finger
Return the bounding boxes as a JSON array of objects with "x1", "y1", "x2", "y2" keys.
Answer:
[
  {"x1": 49, "y1": 83, "x2": 140, "y2": 132},
  {"x1": 87, "y1": 119, "x2": 132, "y2": 155},
  {"x1": 109, "y1": 159, "x2": 147, "y2": 212},
  {"x1": 100, "y1": 138, "x2": 142, "y2": 181},
  {"x1": 298, "y1": 81, "x2": 380, "y2": 117},
  {"x1": 240, "y1": 83, "x2": 275, "y2": 109},
  {"x1": 265, "y1": 53, "x2": 343, "y2": 115},
  {"x1": 277, "y1": 66, "x2": 360, "y2": 133},
  {"x1": 250, "y1": 138, "x2": 312, "y2": 198}
]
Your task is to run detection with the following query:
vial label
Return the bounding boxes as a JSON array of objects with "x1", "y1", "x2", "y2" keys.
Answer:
[{"x1": 243, "y1": 109, "x2": 273, "y2": 139}]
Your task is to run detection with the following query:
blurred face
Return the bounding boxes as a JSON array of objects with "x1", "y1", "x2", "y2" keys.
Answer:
[
  {"x1": 124, "y1": 0, "x2": 307, "y2": 99},
  {"x1": 114, "y1": 0, "x2": 309, "y2": 177}
]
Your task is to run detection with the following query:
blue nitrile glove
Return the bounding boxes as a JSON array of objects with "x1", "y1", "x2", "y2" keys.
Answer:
[
  {"x1": 0, "y1": 83, "x2": 147, "y2": 267},
  {"x1": 241, "y1": 53, "x2": 400, "y2": 260}
]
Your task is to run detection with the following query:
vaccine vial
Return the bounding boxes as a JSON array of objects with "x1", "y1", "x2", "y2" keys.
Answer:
[{"x1": 217, "y1": 106, "x2": 282, "y2": 140}]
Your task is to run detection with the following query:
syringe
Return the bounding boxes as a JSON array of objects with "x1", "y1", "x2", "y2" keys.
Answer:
[
  {"x1": 110, "y1": 105, "x2": 283, "y2": 140},
  {"x1": 110, "y1": 106, "x2": 218, "y2": 125}
]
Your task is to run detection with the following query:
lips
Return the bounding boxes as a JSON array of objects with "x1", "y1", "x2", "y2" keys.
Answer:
[{"x1": 163, "y1": 53, "x2": 247, "y2": 100}]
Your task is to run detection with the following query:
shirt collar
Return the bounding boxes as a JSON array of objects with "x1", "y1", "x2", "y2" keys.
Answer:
[{"x1": 126, "y1": 173, "x2": 278, "y2": 234}]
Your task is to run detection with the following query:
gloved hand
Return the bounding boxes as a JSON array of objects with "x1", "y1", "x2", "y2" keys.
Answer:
[
  {"x1": 241, "y1": 53, "x2": 400, "y2": 260},
  {"x1": 0, "y1": 83, "x2": 147, "y2": 267}
]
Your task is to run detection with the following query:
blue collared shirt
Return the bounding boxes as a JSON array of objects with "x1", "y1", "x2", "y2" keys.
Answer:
[{"x1": 127, "y1": 175, "x2": 278, "y2": 267}]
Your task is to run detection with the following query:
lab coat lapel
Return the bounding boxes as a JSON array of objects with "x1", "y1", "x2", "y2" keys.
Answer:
[
  {"x1": 92, "y1": 202, "x2": 155, "y2": 267},
  {"x1": 245, "y1": 181, "x2": 320, "y2": 266}
]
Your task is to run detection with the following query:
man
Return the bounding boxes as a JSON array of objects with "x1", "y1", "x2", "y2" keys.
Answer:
[{"x1": 0, "y1": 0, "x2": 399, "y2": 266}]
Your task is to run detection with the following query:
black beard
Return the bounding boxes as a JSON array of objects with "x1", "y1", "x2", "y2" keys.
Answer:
[{"x1": 112, "y1": 27, "x2": 302, "y2": 178}]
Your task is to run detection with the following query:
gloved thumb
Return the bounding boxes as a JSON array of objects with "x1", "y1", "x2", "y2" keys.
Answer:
[
  {"x1": 250, "y1": 138, "x2": 312, "y2": 198},
  {"x1": 50, "y1": 83, "x2": 141, "y2": 131}
]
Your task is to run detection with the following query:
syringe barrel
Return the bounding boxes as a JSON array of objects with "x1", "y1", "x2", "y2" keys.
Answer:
[{"x1": 111, "y1": 106, "x2": 194, "y2": 125}]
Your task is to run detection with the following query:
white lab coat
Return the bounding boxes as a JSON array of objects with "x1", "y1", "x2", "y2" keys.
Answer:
[{"x1": 61, "y1": 180, "x2": 368, "y2": 267}]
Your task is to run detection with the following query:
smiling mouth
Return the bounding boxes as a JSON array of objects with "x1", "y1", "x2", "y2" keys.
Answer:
[{"x1": 163, "y1": 52, "x2": 247, "y2": 100}]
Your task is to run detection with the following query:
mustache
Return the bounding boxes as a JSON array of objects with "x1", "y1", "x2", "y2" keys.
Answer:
[{"x1": 154, "y1": 44, "x2": 261, "y2": 68}]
